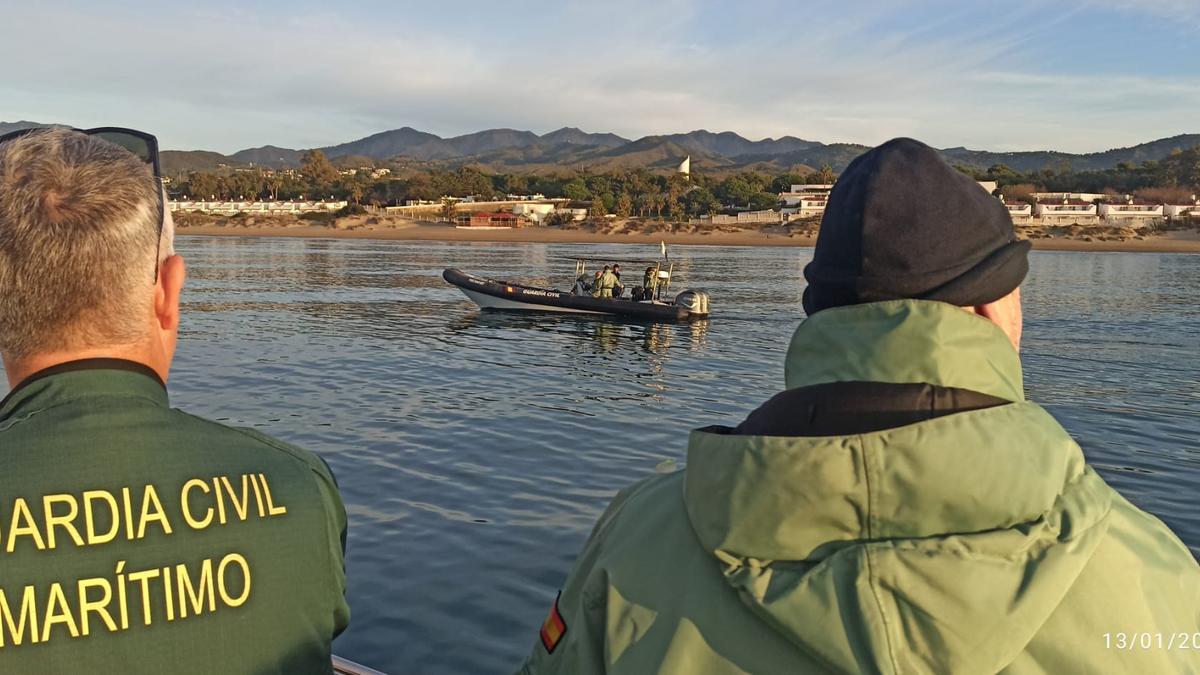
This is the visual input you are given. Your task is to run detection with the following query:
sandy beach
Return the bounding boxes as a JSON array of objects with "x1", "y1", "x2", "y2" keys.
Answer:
[{"x1": 174, "y1": 213, "x2": 1200, "y2": 253}]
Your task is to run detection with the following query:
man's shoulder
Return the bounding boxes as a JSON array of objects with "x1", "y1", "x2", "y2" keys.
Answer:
[
  {"x1": 586, "y1": 471, "x2": 690, "y2": 555},
  {"x1": 1098, "y1": 488, "x2": 1199, "y2": 570},
  {"x1": 162, "y1": 403, "x2": 336, "y2": 478},
  {"x1": 167, "y1": 408, "x2": 339, "y2": 483}
]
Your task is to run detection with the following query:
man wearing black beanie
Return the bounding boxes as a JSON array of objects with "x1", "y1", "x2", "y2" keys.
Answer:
[
  {"x1": 519, "y1": 139, "x2": 1199, "y2": 675},
  {"x1": 803, "y1": 138, "x2": 1031, "y2": 317}
]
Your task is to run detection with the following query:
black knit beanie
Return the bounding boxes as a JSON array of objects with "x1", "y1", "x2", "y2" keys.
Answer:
[{"x1": 802, "y1": 137, "x2": 1030, "y2": 315}]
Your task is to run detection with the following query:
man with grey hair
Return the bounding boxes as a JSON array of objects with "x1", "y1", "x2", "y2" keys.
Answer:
[{"x1": 0, "y1": 128, "x2": 350, "y2": 673}]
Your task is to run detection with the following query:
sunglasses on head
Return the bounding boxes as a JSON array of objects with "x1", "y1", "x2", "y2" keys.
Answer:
[{"x1": 0, "y1": 126, "x2": 166, "y2": 282}]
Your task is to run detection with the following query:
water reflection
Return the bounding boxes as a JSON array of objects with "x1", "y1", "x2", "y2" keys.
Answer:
[{"x1": 445, "y1": 311, "x2": 710, "y2": 357}]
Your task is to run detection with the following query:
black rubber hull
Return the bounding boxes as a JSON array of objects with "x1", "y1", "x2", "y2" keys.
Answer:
[{"x1": 443, "y1": 268, "x2": 698, "y2": 321}]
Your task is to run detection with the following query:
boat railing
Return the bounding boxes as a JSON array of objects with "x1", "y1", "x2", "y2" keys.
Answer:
[{"x1": 334, "y1": 654, "x2": 388, "y2": 675}]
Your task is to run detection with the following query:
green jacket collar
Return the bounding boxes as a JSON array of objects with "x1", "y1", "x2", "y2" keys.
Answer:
[
  {"x1": 784, "y1": 300, "x2": 1024, "y2": 402},
  {"x1": 686, "y1": 301, "x2": 1082, "y2": 563},
  {"x1": 0, "y1": 359, "x2": 167, "y2": 424}
]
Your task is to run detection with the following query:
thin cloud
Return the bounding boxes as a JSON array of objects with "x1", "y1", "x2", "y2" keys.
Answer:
[
  {"x1": 0, "y1": 1, "x2": 1194, "y2": 153},
  {"x1": 1086, "y1": 0, "x2": 1200, "y2": 21}
]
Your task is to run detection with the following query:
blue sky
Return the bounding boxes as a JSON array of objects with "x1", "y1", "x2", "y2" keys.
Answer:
[{"x1": 1, "y1": 0, "x2": 1197, "y2": 153}]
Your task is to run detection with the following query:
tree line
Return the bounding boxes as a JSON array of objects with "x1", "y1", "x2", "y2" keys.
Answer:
[
  {"x1": 169, "y1": 146, "x2": 1200, "y2": 218},
  {"x1": 960, "y1": 146, "x2": 1200, "y2": 204},
  {"x1": 170, "y1": 150, "x2": 840, "y2": 220}
]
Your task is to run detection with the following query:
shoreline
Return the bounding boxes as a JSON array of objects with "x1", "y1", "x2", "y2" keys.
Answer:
[{"x1": 175, "y1": 218, "x2": 1200, "y2": 253}]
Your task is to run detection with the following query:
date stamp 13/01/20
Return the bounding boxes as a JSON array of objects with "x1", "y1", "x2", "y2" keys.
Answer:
[{"x1": 1103, "y1": 632, "x2": 1200, "y2": 651}]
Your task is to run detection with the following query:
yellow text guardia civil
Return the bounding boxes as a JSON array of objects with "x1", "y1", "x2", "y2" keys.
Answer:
[{"x1": 0, "y1": 472, "x2": 287, "y2": 648}]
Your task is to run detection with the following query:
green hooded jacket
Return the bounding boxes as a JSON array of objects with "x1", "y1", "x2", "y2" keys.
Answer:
[{"x1": 519, "y1": 300, "x2": 1200, "y2": 674}]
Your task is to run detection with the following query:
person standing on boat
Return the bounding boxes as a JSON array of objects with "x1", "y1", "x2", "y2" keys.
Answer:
[
  {"x1": 610, "y1": 264, "x2": 625, "y2": 298},
  {"x1": 642, "y1": 265, "x2": 658, "y2": 301},
  {"x1": 518, "y1": 138, "x2": 1200, "y2": 675},
  {"x1": 0, "y1": 128, "x2": 350, "y2": 674},
  {"x1": 593, "y1": 265, "x2": 620, "y2": 299}
]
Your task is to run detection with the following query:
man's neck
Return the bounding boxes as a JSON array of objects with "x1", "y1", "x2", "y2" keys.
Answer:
[{"x1": 4, "y1": 345, "x2": 168, "y2": 389}]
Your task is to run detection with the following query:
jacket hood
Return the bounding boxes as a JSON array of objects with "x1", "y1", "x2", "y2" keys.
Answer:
[{"x1": 684, "y1": 301, "x2": 1113, "y2": 674}]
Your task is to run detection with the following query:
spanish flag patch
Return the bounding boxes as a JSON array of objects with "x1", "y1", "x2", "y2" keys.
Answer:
[{"x1": 539, "y1": 592, "x2": 567, "y2": 654}]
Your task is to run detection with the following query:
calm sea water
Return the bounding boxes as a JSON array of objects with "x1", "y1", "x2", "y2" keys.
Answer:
[{"x1": 153, "y1": 238, "x2": 1199, "y2": 672}]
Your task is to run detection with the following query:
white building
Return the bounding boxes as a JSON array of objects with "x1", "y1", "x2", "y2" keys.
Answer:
[
  {"x1": 1165, "y1": 197, "x2": 1200, "y2": 220},
  {"x1": 1098, "y1": 199, "x2": 1164, "y2": 228},
  {"x1": 786, "y1": 184, "x2": 834, "y2": 196},
  {"x1": 169, "y1": 200, "x2": 347, "y2": 215},
  {"x1": 780, "y1": 184, "x2": 833, "y2": 215},
  {"x1": 977, "y1": 181, "x2": 998, "y2": 194},
  {"x1": 1035, "y1": 200, "x2": 1098, "y2": 224},
  {"x1": 788, "y1": 194, "x2": 828, "y2": 218},
  {"x1": 999, "y1": 197, "x2": 1033, "y2": 226},
  {"x1": 512, "y1": 203, "x2": 556, "y2": 223}
]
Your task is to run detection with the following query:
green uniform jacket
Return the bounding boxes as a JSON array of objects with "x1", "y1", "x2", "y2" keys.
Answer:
[
  {"x1": 0, "y1": 360, "x2": 349, "y2": 674},
  {"x1": 594, "y1": 271, "x2": 620, "y2": 298},
  {"x1": 519, "y1": 301, "x2": 1200, "y2": 674}
]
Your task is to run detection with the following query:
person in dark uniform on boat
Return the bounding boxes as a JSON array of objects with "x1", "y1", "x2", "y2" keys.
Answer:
[
  {"x1": 0, "y1": 128, "x2": 350, "y2": 674},
  {"x1": 610, "y1": 264, "x2": 624, "y2": 298},
  {"x1": 642, "y1": 266, "x2": 658, "y2": 301}
]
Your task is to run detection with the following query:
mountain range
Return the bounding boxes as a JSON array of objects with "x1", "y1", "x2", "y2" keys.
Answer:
[{"x1": 3, "y1": 120, "x2": 1198, "y2": 176}]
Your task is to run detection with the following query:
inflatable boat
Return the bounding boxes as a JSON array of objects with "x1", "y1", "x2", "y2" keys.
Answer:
[{"x1": 442, "y1": 268, "x2": 711, "y2": 321}]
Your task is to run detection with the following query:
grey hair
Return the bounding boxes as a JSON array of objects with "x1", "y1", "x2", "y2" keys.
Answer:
[{"x1": 0, "y1": 128, "x2": 169, "y2": 360}]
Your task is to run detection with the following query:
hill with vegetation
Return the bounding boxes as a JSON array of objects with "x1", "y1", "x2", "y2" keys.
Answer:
[
  {"x1": 4, "y1": 120, "x2": 1199, "y2": 194},
  {"x1": 157, "y1": 126, "x2": 1194, "y2": 176}
]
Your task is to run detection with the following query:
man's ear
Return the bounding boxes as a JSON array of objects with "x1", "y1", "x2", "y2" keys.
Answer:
[
  {"x1": 974, "y1": 287, "x2": 1022, "y2": 352},
  {"x1": 156, "y1": 254, "x2": 186, "y2": 331}
]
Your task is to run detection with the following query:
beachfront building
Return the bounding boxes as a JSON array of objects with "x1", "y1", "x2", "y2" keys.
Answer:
[
  {"x1": 977, "y1": 181, "x2": 998, "y2": 195},
  {"x1": 781, "y1": 184, "x2": 834, "y2": 202},
  {"x1": 513, "y1": 203, "x2": 556, "y2": 224},
  {"x1": 1035, "y1": 199, "x2": 1099, "y2": 225},
  {"x1": 169, "y1": 200, "x2": 347, "y2": 215},
  {"x1": 1098, "y1": 198, "x2": 1164, "y2": 228},
  {"x1": 1165, "y1": 197, "x2": 1200, "y2": 220},
  {"x1": 788, "y1": 195, "x2": 828, "y2": 219},
  {"x1": 780, "y1": 184, "x2": 833, "y2": 219},
  {"x1": 999, "y1": 197, "x2": 1033, "y2": 226},
  {"x1": 466, "y1": 212, "x2": 524, "y2": 229}
]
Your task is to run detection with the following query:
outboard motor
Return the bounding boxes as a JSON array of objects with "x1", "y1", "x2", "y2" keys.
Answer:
[{"x1": 674, "y1": 289, "x2": 711, "y2": 317}]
